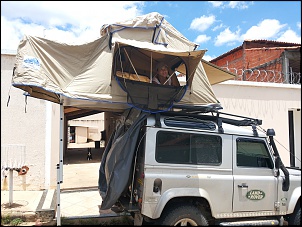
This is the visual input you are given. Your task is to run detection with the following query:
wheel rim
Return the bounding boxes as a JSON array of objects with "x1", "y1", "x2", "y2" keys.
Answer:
[{"x1": 174, "y1": 218, "x2": 198, "y2": 226}]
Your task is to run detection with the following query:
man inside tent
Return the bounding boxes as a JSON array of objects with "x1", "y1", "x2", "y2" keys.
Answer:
[{"x1": 152, "y1": 62, "x2": 180, "y2": 86}]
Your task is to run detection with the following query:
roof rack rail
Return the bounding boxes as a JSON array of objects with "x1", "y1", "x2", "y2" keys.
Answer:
[
  {"x1": 172, "y1": 103, "x2": 223, "y2": 114},
  {"x1": 161, "y1": 105, "x2": 262, "y2": 135},
  {"x1": 171, "y1": 104, "x2": 262, "y2": 126},
  {"x1": 218, "y1": 112, "x2": 262, "y2": 126}
]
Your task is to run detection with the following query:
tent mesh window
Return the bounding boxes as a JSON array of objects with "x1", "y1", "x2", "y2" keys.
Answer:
[{"x1": 113, "y1": 45, "x2": 187, "y2": 111}]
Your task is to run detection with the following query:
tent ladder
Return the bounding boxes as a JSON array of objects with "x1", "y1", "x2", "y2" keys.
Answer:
[{"x1": 56, "y1": 97, "x2": 64, "y2": 226}]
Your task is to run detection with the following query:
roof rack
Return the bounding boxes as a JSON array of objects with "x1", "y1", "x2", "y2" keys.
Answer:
[
  {"x1": 172, "y1": 103, "x2": 223, "y2": 114},
  {"x1": 160, "y1": 104, "x2": 262, "y2": 136}
]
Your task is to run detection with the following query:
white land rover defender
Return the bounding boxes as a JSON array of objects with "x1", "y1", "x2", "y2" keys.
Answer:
[{"x1": 98, "y1": 106, "x2": 301, "y2": 226}]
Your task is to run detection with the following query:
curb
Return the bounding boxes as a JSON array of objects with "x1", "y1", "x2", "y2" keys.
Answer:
[{"x1": 36, "y1": 189, "x2": 57, "y2": 222}]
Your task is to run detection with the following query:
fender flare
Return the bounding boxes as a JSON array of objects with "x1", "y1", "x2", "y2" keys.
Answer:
[
  {"x1": 287, "y1": 187, "x2": 301, "y2": 214},
  {"x1": 152, "y1": 188, "x2": 212, "y2": 219}
]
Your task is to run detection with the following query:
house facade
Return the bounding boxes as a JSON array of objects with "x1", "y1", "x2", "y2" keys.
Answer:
[{"x1": 210, "y1": 40, "x2": 300, "y2": 84}]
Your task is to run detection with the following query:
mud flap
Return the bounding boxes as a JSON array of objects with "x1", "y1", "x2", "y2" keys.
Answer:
[{"x1": 134, "y1": 213, "x2": 143, "y2": 226}]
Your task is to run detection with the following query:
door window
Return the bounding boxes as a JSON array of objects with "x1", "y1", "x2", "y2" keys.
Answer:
[
  {"x1": 236, "y1": 138, "x2": 273, "y2": 169},
  {"x1": 155, "y1": 131, "x2": 222, "y2": 165}
]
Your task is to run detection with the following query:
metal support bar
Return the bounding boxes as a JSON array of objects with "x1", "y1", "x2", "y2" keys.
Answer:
[
  {"x1": 56, "y1": 164, "x2": 61, "y2": 226},
  {"x1": 9, "y1": 169, "x2": 13, "y2": 206},
  {"x1": 56, "y1": 97, "x2": 64, "y2": 226},
  {"x1": 59, "y1": 101, "x2": 64, "y2": 182}
]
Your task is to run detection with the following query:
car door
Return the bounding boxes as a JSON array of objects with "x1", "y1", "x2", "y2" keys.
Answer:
[{"x1": 232, "y1": 136, "x2": 278, "y2": 212}]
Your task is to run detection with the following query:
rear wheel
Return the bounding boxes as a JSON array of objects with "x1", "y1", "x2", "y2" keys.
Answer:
[{"x1": 158, "y1": 205, "x2": 208, "y2": 226}]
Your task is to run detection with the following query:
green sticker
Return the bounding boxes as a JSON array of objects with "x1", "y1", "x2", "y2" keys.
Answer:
[{"x1": 246, "y1": 190, "x2": 265, "y2": 200}]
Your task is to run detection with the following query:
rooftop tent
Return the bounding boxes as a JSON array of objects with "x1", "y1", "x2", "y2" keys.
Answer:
[
  {"x1": 12, "y1": 12, "x2": 235, "y2": 112},
  {"x1": 111, "y1": 41, "x2": 205, "y2": 110}
]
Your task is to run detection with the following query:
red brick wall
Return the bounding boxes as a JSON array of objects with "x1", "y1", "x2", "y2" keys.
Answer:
[
  {"x1": 245, "y1": 48, "x2": 283, "y2": 68},
  {"x1": 211, "y1": 48, "x2": 244, "y2": 76},
  {"x1": 210, "y1": 47, "x2": 285, "y2": 83},
  {"x1": 244, "y1": 48, "x2": 283, "y2": 82}
]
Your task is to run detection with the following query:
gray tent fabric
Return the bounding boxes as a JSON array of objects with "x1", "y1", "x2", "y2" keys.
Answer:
[
  {"x1": 116, "y1": 76, "x2": 186, "y2": 111},
  {"x1": 98, "y1": 108, "x2": 150, "y2": 209}
]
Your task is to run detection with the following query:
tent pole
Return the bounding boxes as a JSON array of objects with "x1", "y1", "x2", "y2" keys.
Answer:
[
  {"x1": 150, "y1": 52, "x2": 153, "y2": 83},
  {"x1": 8, "y1": 169, "x2": 13, "y2": 206},
  {"x1": 56, "y1": 98, "x2": 64, "y2": 226},
  {"x1": 59, "y1": 99, "x2": 64, "y2": 189},
  {"x1": 56, "y1": 164, "x2": 61, "y2": 226},
  {"x1": 123, "y1": 49, "x2": 140, "y2": 81}
]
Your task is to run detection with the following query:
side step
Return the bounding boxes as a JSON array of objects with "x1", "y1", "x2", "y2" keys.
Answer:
[{"x1": 219, "y1": 219, "x2": 280, "y2": 226}]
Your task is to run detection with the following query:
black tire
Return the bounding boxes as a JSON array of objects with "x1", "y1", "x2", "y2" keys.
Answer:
[
  {"x1": 288, "y1": 206, "x2": 301, "y2": 225},
  {"x1": 158, "y1": 205, "x2": 209, "y2": 226}
]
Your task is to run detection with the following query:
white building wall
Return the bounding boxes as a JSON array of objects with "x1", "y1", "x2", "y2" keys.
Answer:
[
  {"x1": 46, "y1": 101, "x2": 61, "y2": 189},
  {"x1": 1, "y1": 52, "x2": 60, "y2": 190},
  {"x1": 213, "y1": 80, "x2": 301, "y2": 167},
  {"x1": 75, "y1": 127, "x2": 88, "y2": 143},
  {"x1": 69, "y1": 113, "x2": 104, "y2": 141},
  {"x1": 293, "y1": 109, "x2": 301, "y2": 168}
]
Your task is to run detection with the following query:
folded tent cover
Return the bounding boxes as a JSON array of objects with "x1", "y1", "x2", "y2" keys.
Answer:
[{"x1": 12, "y1": 12, "x2": 234, "y2": 113}]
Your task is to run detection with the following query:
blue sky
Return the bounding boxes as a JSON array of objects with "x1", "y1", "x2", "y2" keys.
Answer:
[{"x1": 1, "y1": 1, "x2": 301, "y2": 61}]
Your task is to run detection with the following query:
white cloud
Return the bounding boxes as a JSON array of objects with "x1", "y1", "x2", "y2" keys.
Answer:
[
  {"x1": 212, "y1": 18, "x2": 300, "y2": 48},
  {"x1": 190, "y1": 15, "x2": 216, "y2": 32},
  {"x1": 208, "y1": 1, "x2": 223, "y2": 7},
  {"x1": 208, "y1": 1, "x2": 252, "y2": 9},
  {"x1": 228, "y1": 1, "x2": 251, "y2": 9},
  {"x1": 1, "y1": 1, "x2": 144, "y2": 50},
  {"x1": 214, "y1": 27, "x2": 241, "y2": 46},
  {"x1": 297, "y1": 22, "x2": 301, "y2": 29},
  {"x1": 241, "y1": 19, "x2": 286, "y2": 40},
  {"x1": 194, "y1": 35, "x2": 211, "y2": 44},
  {"x1": 212, "y1": 23, "x2": 224, "y2": 31},
  {"x1": 277, "y1": 29, "x2": 301, "y2": 44},
  {"x1": 202, "y1": 54, "x2": 216, "y2": 61}
]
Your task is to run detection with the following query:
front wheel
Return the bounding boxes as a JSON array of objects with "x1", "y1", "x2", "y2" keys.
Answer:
[
  {"x1": 158, "y1": 205, "x2": 208, "y2": 226},
  {"x1": 288, "y1": 206, "x2": 301, "y2": 225}
]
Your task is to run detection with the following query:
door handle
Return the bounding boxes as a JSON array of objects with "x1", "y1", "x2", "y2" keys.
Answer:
[{"x1": 238, "y1": 184, "x2": 248, "y2": 188}]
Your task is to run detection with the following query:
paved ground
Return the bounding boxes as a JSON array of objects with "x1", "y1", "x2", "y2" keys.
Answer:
[
  {"x1": 1, "y1": 147, "x2": 133, "y2": 226},
  {"x1": 61, "y1": 147, "x2": 104, "y2": 190}
]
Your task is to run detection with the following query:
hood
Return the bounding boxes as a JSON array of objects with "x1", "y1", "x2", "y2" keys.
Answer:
[{"x1": 286, "y1": 167, "x2": 301, "y2": 176}]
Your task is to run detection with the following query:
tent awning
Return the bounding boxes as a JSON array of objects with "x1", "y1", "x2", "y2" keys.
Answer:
[{"x1": 201, "y1": 59, "x2": 236, "y2": 85}]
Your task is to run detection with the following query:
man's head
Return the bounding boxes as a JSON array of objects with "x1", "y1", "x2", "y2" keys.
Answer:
[{"x1": 156, "y1": 62, "x2": 169, "y2": 72}]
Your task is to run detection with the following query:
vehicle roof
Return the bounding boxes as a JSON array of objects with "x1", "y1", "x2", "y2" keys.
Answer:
[{"x1": 146, "y1": 114, "x2": 267, "y2": 138}]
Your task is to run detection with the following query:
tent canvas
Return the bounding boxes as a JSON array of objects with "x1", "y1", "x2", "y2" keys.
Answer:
[{"x1": 12, "y1": 12, "x2": 235, "y2": 113}]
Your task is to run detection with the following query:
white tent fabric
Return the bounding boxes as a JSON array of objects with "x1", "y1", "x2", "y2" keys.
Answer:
[
  {"x1": 12, "y1": 12, "x2": 235, "y2": 112},
  {"x1": 101, "y1": 12, "x2": 198, "y2": 52}
]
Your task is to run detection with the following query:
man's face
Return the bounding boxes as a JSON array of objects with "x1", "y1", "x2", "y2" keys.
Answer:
[{"x1": 158, "y1": 66, "x2": 168, "y2": 77}]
